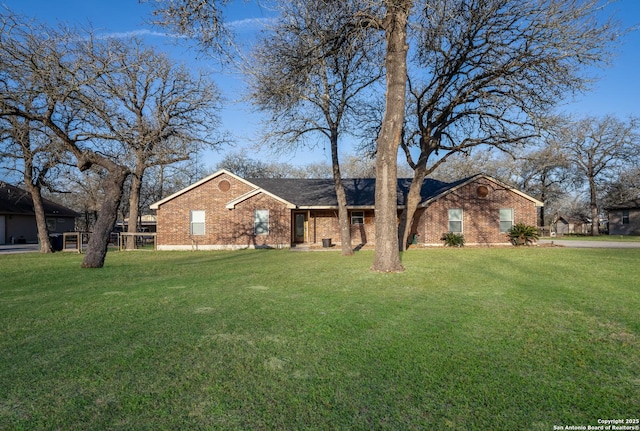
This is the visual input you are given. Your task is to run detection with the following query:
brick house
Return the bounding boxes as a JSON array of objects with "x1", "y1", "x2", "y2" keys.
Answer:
[
  {"x1": 149, "y1": 169, "x2": 542, "y2": 250},
  {"x1": 606, "y1": 199, "x2": 640, "y2": 235}
]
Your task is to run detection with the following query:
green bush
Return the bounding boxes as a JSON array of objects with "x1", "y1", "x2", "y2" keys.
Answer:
[
  {"x1": 507, "y1": 223, "x2": 540, "y2": 246},
  {"x1": 441, "y1": 232, "x2": 465, "y2": 247}
]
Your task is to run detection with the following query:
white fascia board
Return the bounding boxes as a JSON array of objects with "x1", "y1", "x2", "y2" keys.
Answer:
[
  {"x1": 225, "y1": 188, "x2": 296, "y2": 209},
  {"x1": 225, "y1": 189, "x2": 261, "y2": 209},
  {"x1": 295, "y1": 205, "x2": 377, "y2": 210},
  {"x1": 150, "y1": 169, "x2": 251, "y2": 210},
  {"x1": 418, "y1": 174, "x2": 544, "y2": 208}
]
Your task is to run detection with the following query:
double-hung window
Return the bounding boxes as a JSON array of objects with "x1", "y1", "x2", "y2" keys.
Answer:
[
  {"x1": 448, "y1": 209, "x2": 463, "y2": 233},
  {"x1": 254, "y1": 209, "x2": 269, "y2": 235},
  {"x1": 500, "y1": 208, "x2": 514, "y2": 233},
  {"x1": 622, "y1": 210, "x2": 630, "y2": 225},
  {"x1": 351, "y1": 211, "x2": 365, "y2": 225},
  {"x1": 190, "y1": 210, "x2": 205, "y2": 235}
]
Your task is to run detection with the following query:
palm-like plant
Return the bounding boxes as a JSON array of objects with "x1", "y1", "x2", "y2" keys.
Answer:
[
  {"x1": 507, "y1": 223, "x2": 540, "y2": 246},
  {"x1": 441, "y1": 232, "x2": 465, "y2": 247}
]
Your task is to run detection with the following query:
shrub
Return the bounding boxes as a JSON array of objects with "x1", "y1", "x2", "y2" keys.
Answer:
[
  {"x1": 441, "y1": 232, "x2": 465, "y2": 247},
  {"x1": 507, "y1": 223, "x2": 540, "y2": 246}
]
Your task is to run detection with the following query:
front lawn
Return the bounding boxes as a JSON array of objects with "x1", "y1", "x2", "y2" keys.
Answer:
[{"x1": 1, "y1": 249, "x2": 638, "y2": 430}]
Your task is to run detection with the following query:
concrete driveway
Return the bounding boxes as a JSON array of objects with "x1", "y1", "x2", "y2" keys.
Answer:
[
  {"x1": 0, "y1": 244, "x2": 41, "y2": 254},
  {"x1": 538, "y1": 239, "x2": 640, "y2": 248}
]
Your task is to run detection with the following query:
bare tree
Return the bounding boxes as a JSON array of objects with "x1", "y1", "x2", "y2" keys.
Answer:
[
  {"x1": 248, "y1": 0, "x2": 384, "y2": 256},
  {"x1": 53, "y1": 169, "x2": 105, "y2": 232},
  {"x1": 395, "y1": 0, "x2": 620, "y2": 250},
  {"x1": 0, "y1": 11, "x2": 223, "y2": 267},
  {"x1": 0, "y1": 60, "x2": 72, "y2": 254},
  {"x1": 147, "y1": 0, "x2": 409, "y2": 270},
  {"x1": 84, "y1": 37, "x2": 224, "y2": 249},
  {"x1": 515, "y1": 140, "x2": 572, "y2": 228},
  {"x1": 217, "y1": 152, "x2": 333, "y2": 179},
  {"x1": 217, "y1": 151, "x2": 284, "y2": 178},
  {"x1": 601, "y1": 166, "x2": 640, "y2": 210},
  {"x1": 558, "y1": 115, "x2": 639, "y2": 235},
  {"x1": 431, "y1": 150, "x2": 508, "y2": 182},
  {"x1": 0, "y1": 115, "x2": 69, "y2": 252},
  {"x1": 0, "y1": 12, "x2": 128, "y2": 267},
  {"x1": 144, "y1": 0, "x2": 233, "y2": 57},
  {"x1": 144, "y1": 0, "x2": 619, "y2": 272}
]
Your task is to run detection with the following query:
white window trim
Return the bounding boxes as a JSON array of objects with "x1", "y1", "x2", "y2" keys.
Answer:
[
  {"x1": 351, "y1": 211, "x2": 365, "y2": 225},
  {"x1": 190, "y1": 210, "x2": 206, "y2": 235},
  {"x1": 254, "y1": 209, "x2": 270, "y2": 235},
  {"x1": 448, "y1": 208, "x2": 463, "y2": 233},
  {"x1": 499, "y1": 208, "x2": 514, "y2": 233}
]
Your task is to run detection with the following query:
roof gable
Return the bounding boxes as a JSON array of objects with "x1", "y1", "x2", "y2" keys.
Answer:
[
  {"x1": 420, "y1": 174, "x2": 544, "y2": 207},
  {"x1": 149, "y1": 169, "x2": 296, "y2": 210},
  {"x1": 149, "y1": 172, "x2": 543, "y2": 210},
  {"x1": 150, "y1": 169, "x2": 252, "y2": 209}
]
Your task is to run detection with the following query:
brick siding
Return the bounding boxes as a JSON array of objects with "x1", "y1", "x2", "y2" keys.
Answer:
[
  {"x1": 418, "y1": 178, "x2": 538, "y2": 245},
  {"x1": 156, "y1": 173, "x2": 290, "y2": 249},
  {"x1": 154, "y1": 174, "x2": 539, "y2": 249},
  {"x1": 304, "y1": 209, "x2": 375, "y2": 246}
]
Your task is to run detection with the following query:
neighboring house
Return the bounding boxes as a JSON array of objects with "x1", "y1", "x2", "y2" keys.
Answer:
[
  {"x1": 606, "y1": 199, "x2": 640, "y2": 235},
  {"x1": 150, "y1": 170, "x2": 542, "y2": 250},
  {"x1": 552, "y1": 215, "x2": 589, "y2": 236},
  {"x1": 0, "y1": 181, "x2": 79, "y2": 244},
  {"x1": 116, "y1": 214, "x2": 158, "y2": 233}
]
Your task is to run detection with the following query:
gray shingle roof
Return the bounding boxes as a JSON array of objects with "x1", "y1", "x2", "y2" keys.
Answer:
[
  {"x1": 0, "y1": 181, "x2": 79, "y2": 217},
  {"x1": 605, "y1": 199, "x2": 640, "y2": 210},
  {"x1": 248, "y1": 176, "x2": 475, "y2": 207}
]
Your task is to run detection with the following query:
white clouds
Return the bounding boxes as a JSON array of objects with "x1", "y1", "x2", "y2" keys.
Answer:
[
  {"x1": 96, "y1": 28, "x2": 177, "y2": 40},
  {"x1": 95, "y1": 16, "x2": 276, "y2": 41},
  {"x1": 227, "y1": 16, "x2": 275, "y2": 32}
]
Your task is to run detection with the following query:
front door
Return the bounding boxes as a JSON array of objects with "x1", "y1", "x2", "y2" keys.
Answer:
[{"x1": 294, "y1": 213, "x2": 306, "y2": 243}]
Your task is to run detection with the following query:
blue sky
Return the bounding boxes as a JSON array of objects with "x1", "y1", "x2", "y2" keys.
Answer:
[{"x1": 2, "y1": 0, "x2": 639, "y2": 171}]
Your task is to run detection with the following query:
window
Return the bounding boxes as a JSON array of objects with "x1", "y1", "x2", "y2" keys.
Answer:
[
  {"x1": 622, "y1": 210, "x2": 630, "y2": 225},
  {"x1": 190, "y1": 210, "x2": 205, "y2": 235},
  {"x1": 254, "y1": 209, "x2": 269, "y2": 235},
  {"x1": 448, "y1": 209, "x2": 463, "y2": 233},
  {"x1": 46, "y1": 218, "x2": 56, "y2": 231},
  {"x1": 500, "y1": 208, "x2": 514, "y2": 233},
  {"x1": 351, "y1": 211, "x2": 365, "y2": 225}
]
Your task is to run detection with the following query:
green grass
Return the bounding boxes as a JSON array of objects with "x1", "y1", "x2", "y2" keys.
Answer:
[{"x1": 1, "y1": 249, "x2": 639, "y2": 430}]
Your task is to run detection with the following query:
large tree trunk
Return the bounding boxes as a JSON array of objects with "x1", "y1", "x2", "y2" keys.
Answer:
[
  {"x1": 126, "y1": 168, "x2": 144, "y2": 250},
  {"x1": 82, "y1": 167, "x2": 129, "y2": 268},
  {"x1": 588, "y1": 177, "x2": 600, "y2": 236},
  {"x1": 398, "y1": 164, "x2": 427, "y2": 252},
  {"x1": 335, "y1": 177, "x2": 353, "y2": 256},
  {"x1": 17, "y1": 127, "x2": 53, "y2": 253},
  {"x1": 371, "y1": 1, "x2": 411, "y2": 272},
  {"x1": 25, "y1": 182, "x2": 53, "y2": 253},
  {"x1": 330, "y1": 131, "x2": 354, "y2": 256},
  {"x1": 22, "y1": 155, "x2": 53, "y2": 253}
]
